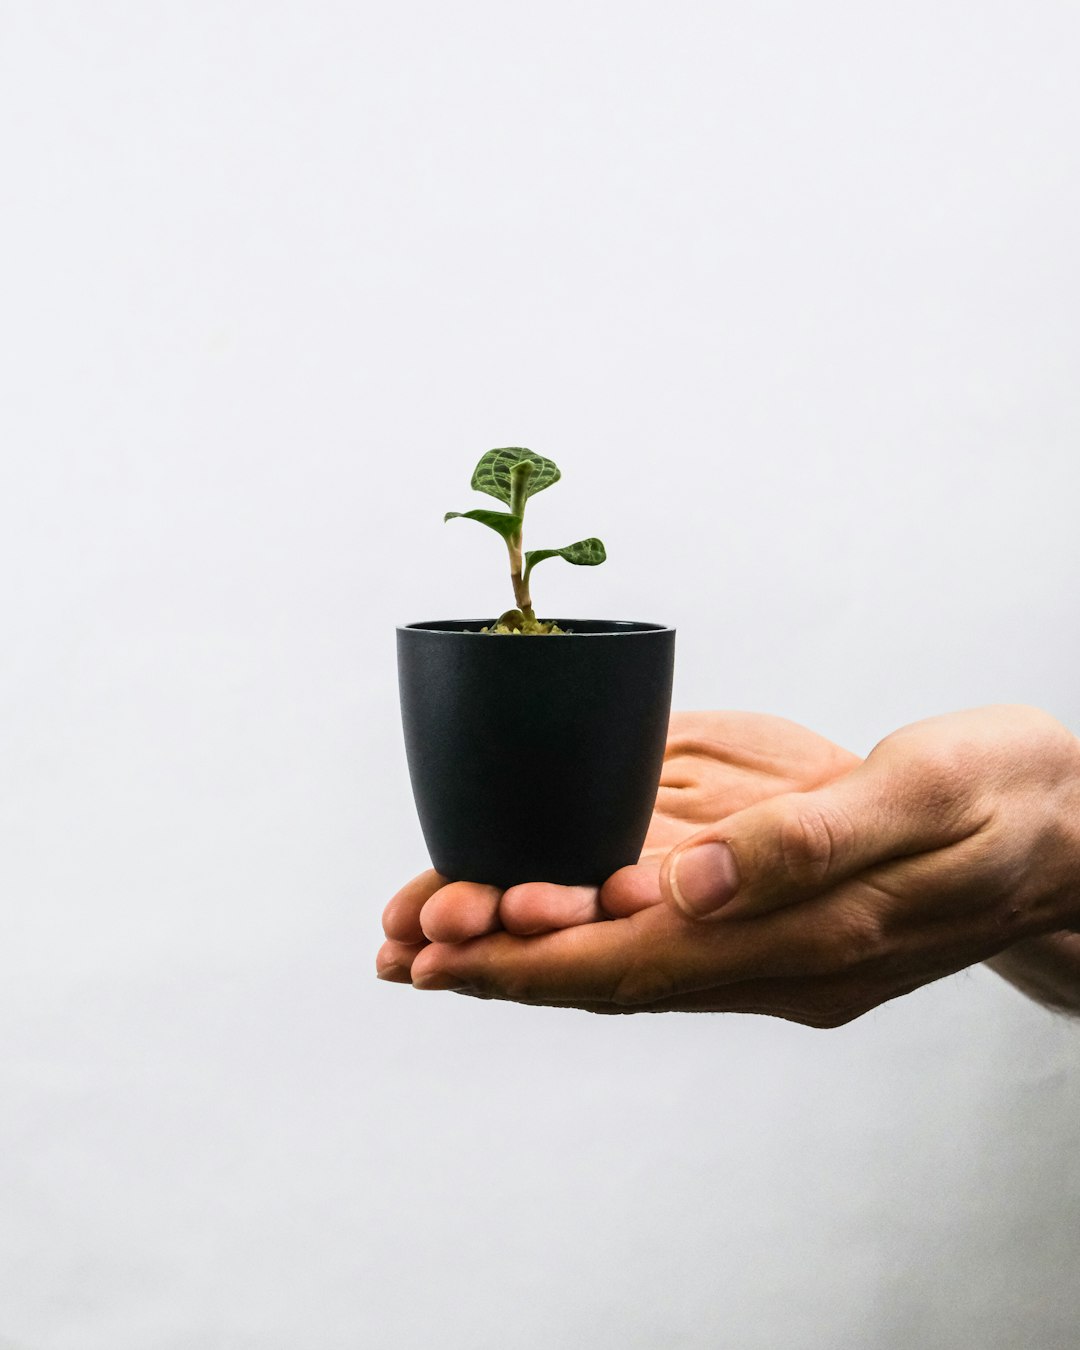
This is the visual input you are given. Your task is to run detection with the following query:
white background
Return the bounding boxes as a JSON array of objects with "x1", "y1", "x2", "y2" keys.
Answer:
[{"x1": 2, "y1": 2, "x2": 1079, "y2": 1346}]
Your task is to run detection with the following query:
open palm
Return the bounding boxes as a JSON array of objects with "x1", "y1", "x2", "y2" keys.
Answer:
[{"x1": 379, "y1": 711, "x2": 860, "y2": 980}]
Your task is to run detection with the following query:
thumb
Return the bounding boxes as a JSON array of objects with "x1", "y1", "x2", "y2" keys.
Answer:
[{"x1": 660, "y1": 754, "x2": 963, "y2": 922}]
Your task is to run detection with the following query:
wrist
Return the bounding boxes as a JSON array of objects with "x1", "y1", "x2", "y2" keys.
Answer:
[
  {"x1": 1017, "y1": 722, "x2": 1080, "y2": 936},
  {"x1": 1060, "y1": 736, "x2": 1080, "y2": 932},
  {"x1": 1067, "y1": 734, "x2": 1080, "y2": 931}
]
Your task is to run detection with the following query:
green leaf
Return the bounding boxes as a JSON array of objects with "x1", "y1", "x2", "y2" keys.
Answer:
[
  {"x1": 444, "y1": 509, "x2": 522, "y2": 540},
  {"x1": 470, "y1": 448, "x2": 561, "y2": 504},
  {"x1": 524, "y1": 537, "x2": 607, "y2": 573}
]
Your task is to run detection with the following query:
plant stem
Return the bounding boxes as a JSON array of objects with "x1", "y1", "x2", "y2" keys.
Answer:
[{"x1": 507, "y1": 461, "x2": 535, "y2": 619}]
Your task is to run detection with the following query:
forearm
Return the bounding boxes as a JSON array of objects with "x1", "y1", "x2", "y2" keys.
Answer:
[{"x1": 985, "y1": 932, "x2": 1080, "y2": 1016}]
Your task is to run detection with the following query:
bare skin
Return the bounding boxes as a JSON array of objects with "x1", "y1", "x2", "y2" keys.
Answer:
[
  {"x1": 378, "y1": 707, "x2": 1080, "y2": 1024},
  {"x1": 379, "y1": 711, "x2": 860, "y2": 962}
]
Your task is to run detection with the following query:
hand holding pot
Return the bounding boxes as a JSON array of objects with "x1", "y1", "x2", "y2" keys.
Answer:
[
  {"x1": 378, "y1": 711, "x2": 859, "y2": 972},
  {"x1": 381, "y1": 706, "x2": 1080, "y2": 1023}
]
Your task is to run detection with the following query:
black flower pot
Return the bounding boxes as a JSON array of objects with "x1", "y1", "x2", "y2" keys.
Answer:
[{"x1": 397, "y1": 620, "x2": 675, "y2": 889}]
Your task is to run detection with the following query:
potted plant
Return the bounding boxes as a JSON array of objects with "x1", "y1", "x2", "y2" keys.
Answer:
[{"x1": 397, "y1": 447, "x2": 675, "y2": 888}]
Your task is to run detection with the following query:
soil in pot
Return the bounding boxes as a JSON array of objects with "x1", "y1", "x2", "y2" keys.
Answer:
[{"x1": 477, "y1": 608, "x2": 569, "y2": 635}]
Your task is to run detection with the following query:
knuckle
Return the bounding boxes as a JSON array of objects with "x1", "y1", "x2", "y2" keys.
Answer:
[
  {"x1": 876, "y1": 730, "x2": 986, "y2": 831},
  {"x1": 877, "y1": 723, "x2": 968, "y2": 785},
  {"x1": 798, "y1": 896, "x2": 890, "y2": 979},
  {"x1": 776, "y1": 798, "x2": 856, "y2": 887},
  {"x1": 836, "y1": 903, "x2": 888, "y2": 972},
  {"x1": 914, "y1": 752, "x2": 972, "y2": 817}
]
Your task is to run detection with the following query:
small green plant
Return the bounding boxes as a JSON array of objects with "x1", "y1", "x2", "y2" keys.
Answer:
[{"x1": 445, "y1": 448, "x2": 607, "y2": 633}]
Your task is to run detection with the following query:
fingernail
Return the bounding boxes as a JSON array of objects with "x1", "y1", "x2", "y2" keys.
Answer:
[
  {"x1": 412, "y1": 970, "x2": 468, "y2": 991},
  {"x1": 671, "y1": 842, "x2": 740, "y2": 918}
]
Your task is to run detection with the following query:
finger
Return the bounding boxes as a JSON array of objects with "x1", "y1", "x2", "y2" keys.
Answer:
[
  {"x1": 382, "y1": 870, "x2": 448, "y2": 943},
  {"x1": 599, "y1": 859, "x2": 663, "y2": 917},
  {"x1": 444, "y1": 912, "x2": 947, "y2": 1020},
  {"x1": 453, "y1": 967, "x2": 910, "y2": 1023},
  {"x1": 662, "y1": 749, "x2": 988, "y2": 923},
  {"x1": 409, "y1": 899, "x2": 852, "y2": 1004},
  {"x1": 452, "y1": 977, "x2": 838, "y2": 1018},
  {"x1": 409, "y1": 920, "x2": 637, "y2": 1000},
  {"x1": 656, "y1": 714, "x2": 861, "y2": 820},
  {"x1": 577, "y1": 918, "x2": 976, "y2": 1020},
  {"x1": 419, "y1": 881, "x2": 503, "y2": 943},
  {"x1": 376, "y1": 938, "x2": 426, "y2": 983},
  {"x1": 499, "y1": 882, "x2": 604, "y2": 935}
]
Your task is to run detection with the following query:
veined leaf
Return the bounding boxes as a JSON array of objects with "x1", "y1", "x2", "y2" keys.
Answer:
[
  {"x1": 471, "y1": 448, "x2": 561, "y2": 504},
  {"x1": 524, "y1": 537, "x2": 607, "y2": 573},
  {"x1": 444, "y1": 508, "x2": 522, "y2": 540}
]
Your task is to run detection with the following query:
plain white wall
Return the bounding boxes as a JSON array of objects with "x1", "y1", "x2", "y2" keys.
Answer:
[{"x1": 1, "y1": 2, "x2": 1079, "y2": 1346}]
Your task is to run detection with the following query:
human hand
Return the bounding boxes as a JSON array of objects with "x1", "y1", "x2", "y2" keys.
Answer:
[
  {"x1": 383, "y1": 706, "x2": 1080, "y2": 1025},
  {"x1": 378, "y1": 711, "x2": 859, "y2": 980}
]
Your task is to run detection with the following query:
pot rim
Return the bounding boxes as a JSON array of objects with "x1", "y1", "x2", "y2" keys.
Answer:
[{"x1": 399, "y1": 618, "x2": 673, "y2": 636}]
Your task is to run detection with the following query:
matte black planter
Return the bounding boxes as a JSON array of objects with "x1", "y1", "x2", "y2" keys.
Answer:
[{"x1": 397, "y1": 619, "x2": 675, "y2": 889}]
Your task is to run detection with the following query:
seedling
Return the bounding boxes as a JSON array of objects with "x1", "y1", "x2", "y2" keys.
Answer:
[{"x1": 445, "y1": 448, "x2": 607, "y2": 633}]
